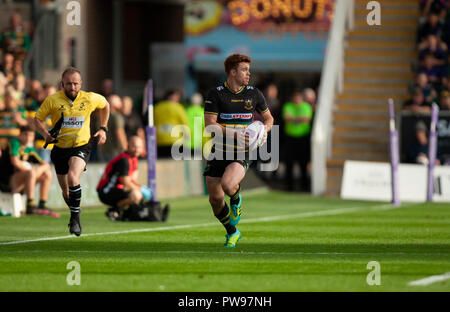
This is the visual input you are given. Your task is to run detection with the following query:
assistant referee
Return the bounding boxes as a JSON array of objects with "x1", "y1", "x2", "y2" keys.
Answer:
[{"x1": 33, "y1": 67, "x2": 110, "y2": 236}]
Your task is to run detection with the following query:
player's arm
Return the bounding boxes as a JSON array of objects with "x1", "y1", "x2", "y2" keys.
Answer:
[
  {"x1": 33, "y1": 117, "x2": 55, "y2": 145},
  {"x1": 93, "y1": 100, "x2": 110, "y2": 145},
  {"x1": 204, "y1": 113, "x2": 248, "y2": 146},
  {"x1": 130, "y1": 170, "x2": 141, "y2": 187},
  {"x1": 204, "y1": 113, "x2": 238, "y2": 137},
  {"x1": 121, "y1": 175, "x2": 141, "y2": 192},
  {"x1": 260, "y1": 109, "x2": 274, "y2": 132}
]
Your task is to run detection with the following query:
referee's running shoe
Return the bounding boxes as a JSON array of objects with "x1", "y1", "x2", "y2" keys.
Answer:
[
  {"x1": 229, "y1": 194, "x2": 242, "y2": 226},
  {"x1": 68, "y1": 212, "x2": 82, "y2": 236},
  {"x1": 224, "y1": 229, "x2": 241, "y2": 248}
]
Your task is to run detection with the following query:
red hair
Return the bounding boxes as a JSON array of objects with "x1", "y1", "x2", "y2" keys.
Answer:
[{"x1": 224, "y1": 54, "x2": 251, "y2": 75}]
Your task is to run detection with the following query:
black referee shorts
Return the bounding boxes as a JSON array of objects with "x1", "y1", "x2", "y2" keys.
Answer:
[
  {"x1": 50, "y1": 144, "x2": 91, "y2": 175},
  {"x1": 203, "y1": 159, "x2": 249, "y2": 178}
]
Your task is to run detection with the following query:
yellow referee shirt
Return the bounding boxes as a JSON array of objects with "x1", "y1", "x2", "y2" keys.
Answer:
[{"x1": 35, "y1": 90, "x2": 107, "y2": 148}]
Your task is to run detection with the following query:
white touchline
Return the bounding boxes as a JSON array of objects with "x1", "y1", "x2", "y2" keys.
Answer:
[
  {"x1": 5, "y1": 250, "x2": 448, "y2": 257},
  {"x1": 408, "y1": 272, "x2": 450, "y2": 286},
  {"x1": 0, "y1": 202, "x2": 414, "y2": 246}
]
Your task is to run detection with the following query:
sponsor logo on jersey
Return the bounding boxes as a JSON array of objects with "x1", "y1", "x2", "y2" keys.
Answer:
[
  {"x1": 220, "y1": 113, "x2": 253, "y2": 120},
  {"x1": 217, "y1": 86, "x2": 224, "y2": 91},
  {"x1": 244, "y1": 99, "x2": 253, "y2": 110},
  {"x1": 231, "y1": 99, "x2": 244, "y2": 102},
  {"x1": 62, "y1": 116, "x2": 85, "y2": 129}
]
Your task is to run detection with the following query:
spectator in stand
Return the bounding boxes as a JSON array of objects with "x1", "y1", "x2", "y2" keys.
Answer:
[
  {"x1": 25, "y1": 79, "x2": 44, "y2": 112},
  {"x1": 1, "y1": 86, "x2": 27, "y2": 132},
  {"x1": 439, "y1": 90, "x2": 450, "y2": 109},
  {"x1": 442, "y1": 2, "x2": 450, "y2": 47},
  {"x1": 13, "y1": 57, "x2": 23, "y2": 77},
  {"x1": 418, "y1": 52, "x2": 445, "y2": 87},
  {"x1": 418, "y1": 34, "x2": 447, "y2": 67},
  {"x1": 420, "y1": 0, "x2": 447, "y2": 20},
  {"x1": 154, "y1": 89, "x2": 189, "y2": 158},
  {"x1": 43, "y1": 83, "x2": 57, "y2": 98},
  {"x1": 418, "y1": 11, "x2": 444, "y2": 43},
  {"x1": 407, "y1": 120, "x2": 442, "y2": 165},
  {"x1": 0, "y1": 73, "x2": 6, "y2": 110},
  {"x1": 12, "y1": 73, "x2": 26, "y2": 107},
  {"x1": 264, "y1": 83, "x2": 281, "y2": 125},
  {"x1": 97, "y1": 94, "x2": 127, "y2": 162},
  {"x1": 0, "y1": 125, "x2": 58, "y2": 217},
  {"x1": 0, "y1": 53, "x2": 14, "y2": 83},
  {"x1": 414, "y1": 72, "x2": 438, "y2": 105},
  {"x1": 282, "y1": 89, "x2": 313, "y2": 192},
  {"x1": 122, "y1": 95, "x2": 146, "y2": 157},
  {"x1": 403, "y1": 87, "x2": 431, "y2": 113},
  {"x1": 442, "y1": 53, "x2": 450, "y2": 84},
  {"x1": 100, "y1": 78, "x2": 114, "y2": 98},
  {"x1": 0, "y1": 12, "x2": 31, "y2": 59}
]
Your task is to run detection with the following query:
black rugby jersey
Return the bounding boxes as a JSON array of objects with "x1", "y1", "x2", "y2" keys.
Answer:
[{"x1": 204, "y1": 82, "x2": 269, "y2": 154}]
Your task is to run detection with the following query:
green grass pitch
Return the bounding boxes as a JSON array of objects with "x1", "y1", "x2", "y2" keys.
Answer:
[{"x1": 0, "y1": 191, "x2": 449, "y2": 292}]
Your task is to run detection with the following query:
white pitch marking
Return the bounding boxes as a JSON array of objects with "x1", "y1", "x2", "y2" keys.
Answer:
[
  {"x1": 0, "y1": 202, "x2": 412, "y2": 246},
  {"x1": 408, "y1": 272, "x2": 450, "y2": 286},
  {"x1": 5, "y1": 250, "x2": 448, "y2": 257}
]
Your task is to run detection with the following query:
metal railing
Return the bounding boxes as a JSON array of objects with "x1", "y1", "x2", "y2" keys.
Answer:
[{"x1": 311, "y1": 0, "x2": 354, "y2": 195}]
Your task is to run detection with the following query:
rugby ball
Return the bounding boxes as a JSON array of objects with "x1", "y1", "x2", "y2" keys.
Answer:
[{"x1": 245, "y1": 121, "x2": 265, "y2": 151}]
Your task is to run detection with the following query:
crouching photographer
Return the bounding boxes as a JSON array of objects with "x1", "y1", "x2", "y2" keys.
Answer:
[{"x1": 96, "y1": 136, "x2": 169, "y2": 222}]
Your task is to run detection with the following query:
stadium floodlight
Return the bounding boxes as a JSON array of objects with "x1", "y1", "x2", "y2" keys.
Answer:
[
  {"x1": 388, "y1": 98, "x2": 400, "y2": 206},
  {"x1": 144, "y1": 79, "x2": 158, "y2": 202},
  {"x1": 427, "y1": 103, "x2": 439, "y2": 202}
]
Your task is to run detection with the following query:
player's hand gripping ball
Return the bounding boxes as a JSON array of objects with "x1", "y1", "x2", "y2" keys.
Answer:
[{"x1": 244, "y1": 121, "x2": 266, "y2": 151}]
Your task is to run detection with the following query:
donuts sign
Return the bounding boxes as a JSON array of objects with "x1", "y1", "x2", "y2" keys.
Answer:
[{"x1": 228, "y1": 0, "x2": 330, "y2": 25}]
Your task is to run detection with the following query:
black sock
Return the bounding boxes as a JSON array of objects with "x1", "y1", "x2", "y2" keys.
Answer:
[
  {"x1": 215, "y1": 202, "x2": 236, "y2": 235},
  {"x1": 69, "y1": 185, "x2": 82, "y2": 214},
  {"x1": 38, "y1": 200, "x2": 46, "y2": 209},
  {"x1": 63, "y1": 196, "x2": 70, "y2": 208},
  {"x1": 26, "y1": 199, "x2": 35, "y2": 208},
  {"x1": 230, "y1": 185, "x2": 241, "y2": 206}
]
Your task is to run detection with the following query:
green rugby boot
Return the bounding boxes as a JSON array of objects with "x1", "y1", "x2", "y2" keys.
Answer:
[
  {"x1": 229, "y1": 194, "x2": 242, "y2": 226},
  {"x1": 224, "y1": 229, "x2": 241, "y2": 248}
]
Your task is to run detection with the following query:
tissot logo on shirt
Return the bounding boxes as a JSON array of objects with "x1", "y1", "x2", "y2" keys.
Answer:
[
  {"x1": 62, "y1": 116, "x2": 85, "y2": 128},
  {"x1": 220, "y1": 113, "x2": 253, "y2": 120}
]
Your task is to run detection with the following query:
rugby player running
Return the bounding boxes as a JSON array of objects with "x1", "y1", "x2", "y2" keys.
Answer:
[
  {"x1": 33, "y1": 67, "x2": 110, "y2": 236},
  {"x1": 204, "y1": 54, "x2": 274, "y2": 247}
]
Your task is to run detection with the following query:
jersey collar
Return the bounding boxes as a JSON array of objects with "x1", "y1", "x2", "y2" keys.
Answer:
[
  {"x1": 224, "y1": 81, "x2": 245, "y2": 94},
  {"x1": 61, "y1": 90, "x2": 82, "y2": 103}
]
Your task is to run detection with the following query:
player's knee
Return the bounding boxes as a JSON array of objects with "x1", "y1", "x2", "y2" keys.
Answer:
[
  {"x1": 209, "y1": 195, "x2": 223, "y2": 207},
  {"x1": 67, "y1": 172, "x2": 80, "y2": 186},
  {"x1": 220, "y1": 181, "x2": 236, "y2": 196},
  {"x1": 44, "y1": 169, "x2": 52, "y2": 180},
  {"x1": 27, "y1": 168, "x2": 36, "y2": 180}
]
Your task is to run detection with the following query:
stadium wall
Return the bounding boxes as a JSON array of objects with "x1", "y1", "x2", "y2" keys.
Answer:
[{"x1": 43, "y1": 159, "x2": 205, "y2": 209}]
